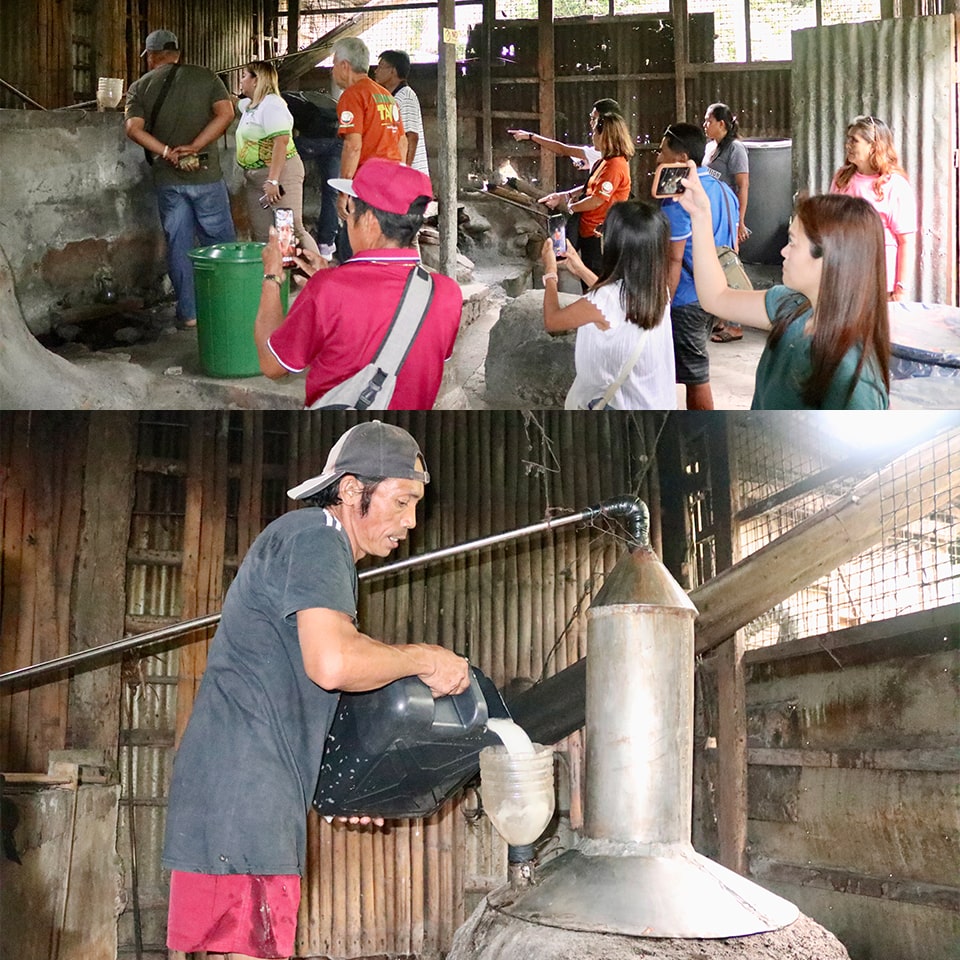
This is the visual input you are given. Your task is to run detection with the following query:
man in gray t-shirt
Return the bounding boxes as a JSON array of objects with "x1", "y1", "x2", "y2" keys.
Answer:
[
  {"x1": 162, "y1": 421, "x2": 470, "y2": 958},
  {"x1": 125, "y1": 28, "x2": 236, "y2": 326}
]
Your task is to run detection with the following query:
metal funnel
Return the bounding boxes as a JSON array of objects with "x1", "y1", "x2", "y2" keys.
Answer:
[{"x1": 492, "y1": 543, "x2": 799, "y2": 938}]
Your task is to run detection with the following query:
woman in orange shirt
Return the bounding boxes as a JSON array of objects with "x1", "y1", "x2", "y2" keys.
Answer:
[{"x1": 532, "y1": 114, "x2": 634, "y2": 276}]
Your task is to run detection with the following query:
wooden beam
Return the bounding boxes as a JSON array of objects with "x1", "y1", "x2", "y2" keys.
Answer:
[{"x1": 694, "y1": 430, "x2": 960, "y2": 655}]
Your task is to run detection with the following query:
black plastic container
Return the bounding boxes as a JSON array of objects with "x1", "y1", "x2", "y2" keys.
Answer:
[{"x1": 313, "y1": 667, "x2": 511, "y2": 818}]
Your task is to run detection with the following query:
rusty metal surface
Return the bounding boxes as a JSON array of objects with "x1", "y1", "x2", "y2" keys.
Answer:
[{"x1": 792, "y1": 15, "x2": 959, "y2": 305}]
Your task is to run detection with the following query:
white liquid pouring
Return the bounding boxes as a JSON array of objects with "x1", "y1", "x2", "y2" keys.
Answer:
[{"x1": 486, "y1": 717, "x2": 536, "y2": 755}]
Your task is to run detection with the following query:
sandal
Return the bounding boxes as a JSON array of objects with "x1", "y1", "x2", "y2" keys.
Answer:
[{"x1": 711, "y1": 328, "x2": 743, "y2": 343}]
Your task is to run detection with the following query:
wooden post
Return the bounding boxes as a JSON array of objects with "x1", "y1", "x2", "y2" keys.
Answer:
[
  {"x1": 437, "y1": 0, "x2": 458, "y2": 277},
  {"x1": 287, "y1": 0, "x2": 300, "y2": 56},
  {"x1": 671, "y1": 0, "x2": 689, "y2": 121},
  {"x1": 711, "y1": 420, "x2": 748, "y2": 874},
  {"x1": 69, "y1": 413, "x2": 137, "y2": 759},
  {"x1": 481, "y1": 0, "x2": 495, "y2": 176},
  {"x1": 537, "y1": 0, "x2": 556, "y2": 192}
]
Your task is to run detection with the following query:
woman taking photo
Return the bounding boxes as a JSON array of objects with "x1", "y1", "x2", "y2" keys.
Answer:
[
  {"x1": 830, "y1": 115, "x2": 916, "y2": 301},
  {"x1": 675, "y1": 160, "x2": 889, "y2": 410},
  {"x1": 540, "y1": 200, "x2": 676, "y2": 410},
  {"x1": 513, "y1": 114, "x2": 634, "y2": 275},
  {"x1": 703, "y1": 102, "x2": 749, "y2": 342},
  {"x1": 236, "y1": 61, "x2": 319, "y2": 256}
]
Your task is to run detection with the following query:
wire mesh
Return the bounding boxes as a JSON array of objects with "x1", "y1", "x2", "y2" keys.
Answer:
[{"x1": 734, "y1": 416, "x2": 960, "y2": 649}]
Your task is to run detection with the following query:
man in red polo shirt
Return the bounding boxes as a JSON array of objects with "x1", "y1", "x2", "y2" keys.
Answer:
[{"x1": 254, "y1": 159, "x2": 462, "y2": 409}]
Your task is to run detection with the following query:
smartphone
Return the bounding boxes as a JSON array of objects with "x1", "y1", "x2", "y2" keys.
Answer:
[
  {"x1": 274, "y1": 208, "x2": 297, "y2": 267},
  {"x1": 258, "y1": 183, "x2": 287, "y2": 209},
  {"x1": 651, "y1": 162, "x2": 688, "y2": 199},
  {"x1": 548, "y1": 214, "x2": 567, "y2": 259}
]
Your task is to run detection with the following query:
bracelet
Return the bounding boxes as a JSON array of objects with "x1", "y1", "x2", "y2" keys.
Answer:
[
  {"x1": 527, "y1": 133, "x2": 534, "y2": 141},
  {"x1": 263, "y1": 274, "x2": 283, "y2": 285},
  {"x1": 162, "y1": 145, "x2": 169, "y2": 159},
  {"x1": 894, "y1": 281, "x2": 905, "y2": 290},
  {"x1": 542, "y1": 272, "x2": 558, "y2": 282}
]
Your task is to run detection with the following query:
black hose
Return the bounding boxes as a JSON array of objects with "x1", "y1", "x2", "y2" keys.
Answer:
[{"x1": 584, "y1": 496, "x2": 650, "y2": 547}]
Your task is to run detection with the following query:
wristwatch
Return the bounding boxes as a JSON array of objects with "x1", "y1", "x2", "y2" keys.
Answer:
[
  {"x1": 265, "y1": 179, "x2": 280, "y2": 186},
  {"x1": 263, "y1": 274, "x2": 283, "y2": 285}
]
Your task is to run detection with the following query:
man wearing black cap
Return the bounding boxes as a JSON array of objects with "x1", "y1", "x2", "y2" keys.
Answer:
[
  {"x1": 253, "y1": 158, "x2": 462, "y2": 409},
  {"x1": 162, "y1": 420, "x2": 470, "y2": 958},
  {"x1": 125, "y1": 29, "x2": 236, "y2": 328}
]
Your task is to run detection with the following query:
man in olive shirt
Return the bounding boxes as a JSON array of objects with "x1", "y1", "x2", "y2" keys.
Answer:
[{"x1": 125, "y1": 29, "x2": 236, "y2": 327}]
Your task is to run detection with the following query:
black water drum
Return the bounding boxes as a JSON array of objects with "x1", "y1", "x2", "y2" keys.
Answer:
[{"x1": 739, "y1": 139, "x2": 792, "y2": 265}]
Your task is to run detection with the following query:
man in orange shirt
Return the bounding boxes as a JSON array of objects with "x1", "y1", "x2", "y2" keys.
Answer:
[{"x1": 332, "y1": 37, "x2": 406, "y2": 223}]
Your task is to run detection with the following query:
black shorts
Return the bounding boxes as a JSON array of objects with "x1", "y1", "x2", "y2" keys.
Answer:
[{"x1": 671, "y1": 300, "x2": 717, "y2": 385}]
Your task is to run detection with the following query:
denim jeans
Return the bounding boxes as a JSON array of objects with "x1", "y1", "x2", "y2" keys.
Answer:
[
  {"x1": 155, "y1": 180, "x2": 236, "y2": 322},
  {"x1": 294, "y1": 136, "x2": 343, "y2": 247}
]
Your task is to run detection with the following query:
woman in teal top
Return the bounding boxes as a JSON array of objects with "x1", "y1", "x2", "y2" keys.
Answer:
[{"x1": 674, "y1": 161, "x2": 890, "y2": 409}]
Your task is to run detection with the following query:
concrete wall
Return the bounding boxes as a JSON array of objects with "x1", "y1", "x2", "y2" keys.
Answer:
[{"x1": 0, "y1": 109, "x2": 238, "y2": 336}]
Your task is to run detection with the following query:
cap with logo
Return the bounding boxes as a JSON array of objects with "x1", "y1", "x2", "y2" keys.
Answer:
[
  {"x1": 328, "y1": 158, "x2": 433, "y2": 216},
  {"x1": 142, "y1": 29, "x2": 179, "y2": 57},
  {"x1": 287, "y1": 420, "x2": 429, "y2": 500}
]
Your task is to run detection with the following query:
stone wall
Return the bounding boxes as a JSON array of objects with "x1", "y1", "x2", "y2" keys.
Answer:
[{"x1": 0, "y1": 109, "x2": 237, "y2": 335}]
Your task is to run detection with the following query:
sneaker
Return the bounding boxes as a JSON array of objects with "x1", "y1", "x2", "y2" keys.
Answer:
[{"x1": 319, "y1": 243, "x2": 336, "y2": 260}]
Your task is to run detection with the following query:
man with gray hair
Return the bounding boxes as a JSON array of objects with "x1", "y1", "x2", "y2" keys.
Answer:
[{"x1": 332, "y1": 37, "x2": 406, "y2": 226}]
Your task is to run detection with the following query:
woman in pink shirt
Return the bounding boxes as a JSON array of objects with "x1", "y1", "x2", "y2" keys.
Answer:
[{"x1": 830, "y1": 116, "x2": 916, "y2": 301}]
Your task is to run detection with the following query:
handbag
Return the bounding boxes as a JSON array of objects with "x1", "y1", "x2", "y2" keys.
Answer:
[
  {"x1": 565, "y1": 328, "x2": 649, "y2": 411},
  {"x1": 143, "y1": 63, "x2": 180, "y2": 165},
  {"x1": 307, "y1": 266, "x2": 435, "y2": 410},
  {"x1": 715, "y1": 184, "x2": 752, "y2": 291}
]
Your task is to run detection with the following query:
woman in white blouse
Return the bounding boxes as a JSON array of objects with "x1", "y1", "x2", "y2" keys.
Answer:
[
  {"x1": 541, "y1": 201, "x2": 677, "y2": 409},
  {"x1": 236, "y1": 61, "x2": 319, "y2": 256}
]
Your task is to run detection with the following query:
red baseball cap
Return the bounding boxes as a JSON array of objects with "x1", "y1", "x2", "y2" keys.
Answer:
[{"x1": 329, "y1": 159, "x2": 433, "y2": 216}]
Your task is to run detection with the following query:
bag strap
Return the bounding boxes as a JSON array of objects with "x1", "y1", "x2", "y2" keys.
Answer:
[
  {"x1": 593, "y1": 328, "x2": 648, "y2": 410},
  {"x1": 355, "y1": 265, "x2": 435, "y2": 410},
  {"x1": 143, "y1": 63, "x2": 180, "y2": 164}
]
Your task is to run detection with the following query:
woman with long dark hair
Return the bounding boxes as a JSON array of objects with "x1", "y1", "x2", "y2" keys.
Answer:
[
  {"x1": 830, "y1": 115, "x2": 916, "y2": 300},
  {"x1": 540, "y1": 200, "x2": 676, "y2": 409},
  {"x1": 703, "y1": 102, "x2": 749, "y2": 342},
  {"x1": 676, "y1": 161, "x2": 889, "y2": 409}
]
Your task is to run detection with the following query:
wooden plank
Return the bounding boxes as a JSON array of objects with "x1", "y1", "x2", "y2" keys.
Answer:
[
  {"x1": 748, "y1": 747, "x2": 960, "y2": 773},
  {"x1": 69, "y1": 413, "x2": 136, "y2": 759},
  {"x1": 750, "y1": 858, "x2": 960, "y2": 912}
]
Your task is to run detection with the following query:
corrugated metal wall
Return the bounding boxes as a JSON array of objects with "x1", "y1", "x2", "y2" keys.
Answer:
[{"x1": 792, "y1": 15, "x2": 959, "y2": 305}]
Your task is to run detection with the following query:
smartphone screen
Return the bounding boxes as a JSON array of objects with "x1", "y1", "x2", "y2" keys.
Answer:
[
  {"x1": 548, "y1": 214, "x2": 567, "y2": 259},
  {"x1": 274, "y1": 208, "x2": 297, "y2": 267},
  {"x1": 652, "y1": 163, "x2": 688, "y2": 199}
]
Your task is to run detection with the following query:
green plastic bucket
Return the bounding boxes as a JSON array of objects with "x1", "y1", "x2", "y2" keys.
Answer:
[{"x1": 187, "y1": 242, "x2": 289, "y2": 378}]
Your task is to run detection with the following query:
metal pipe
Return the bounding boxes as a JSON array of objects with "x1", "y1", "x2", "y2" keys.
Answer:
[{"x1": 0, "y1": 497, "x2": 644, "y2": 688}]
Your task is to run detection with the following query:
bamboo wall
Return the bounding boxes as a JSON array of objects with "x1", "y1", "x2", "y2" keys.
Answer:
[
  {"x1": 0, "y1": 410, "x2": 663, "y2": 958},
  {"x1": 0, "y1": 0, "x2": 274, "y2": 110}
]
